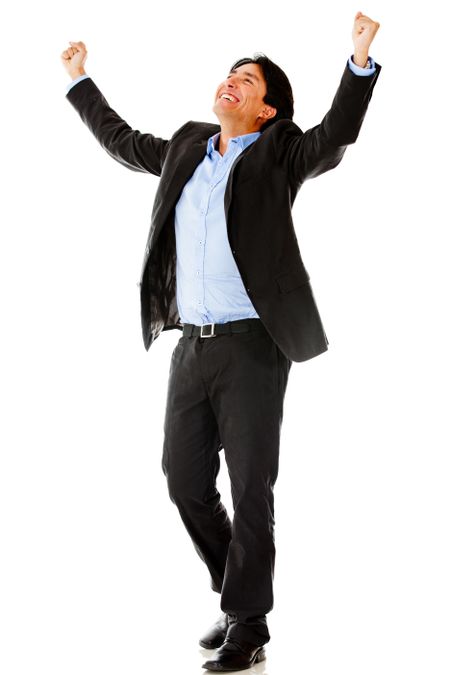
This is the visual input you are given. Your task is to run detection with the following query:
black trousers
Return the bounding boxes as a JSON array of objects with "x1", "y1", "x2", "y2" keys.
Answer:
[{"x1": 161, "y1": 319, "x2": 292, "y2": 646}]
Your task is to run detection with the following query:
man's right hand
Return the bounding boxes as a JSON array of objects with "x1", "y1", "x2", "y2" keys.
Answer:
[{"x1": 61, "y1": 41, "x2": 88, "y2": 80}]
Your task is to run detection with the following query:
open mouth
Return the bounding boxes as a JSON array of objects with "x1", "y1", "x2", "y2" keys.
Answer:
[{"x1": 219, "y1": 92, "x2": 239, "y2": 103}]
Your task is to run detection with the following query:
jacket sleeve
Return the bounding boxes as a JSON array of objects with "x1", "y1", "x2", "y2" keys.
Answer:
[
  {"x1": 65, "y1": 77, "x2": 169, "y2": 176},
  {"x1": 284, "y1": 60, "x2": 382, "y2": 183}
]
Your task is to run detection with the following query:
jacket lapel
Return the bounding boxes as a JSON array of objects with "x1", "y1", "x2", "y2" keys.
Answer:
[
  {"x1": 142, "y1": 127, "x2": 258, "y2": 275},
  {"x1": 224, "y1": 141, "x2": 256, "y2": 222},
  {"x1": 150, "y1": 138, "x2": 209, "y2": 241}
]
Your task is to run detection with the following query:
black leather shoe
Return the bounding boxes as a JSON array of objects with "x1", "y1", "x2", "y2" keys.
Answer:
[
  {"x1": 199, "y1": 613, "x2": 229, "y2": 649},
  {"x1": 202, "y1": 636, "x2": 266, "y2": 671}
]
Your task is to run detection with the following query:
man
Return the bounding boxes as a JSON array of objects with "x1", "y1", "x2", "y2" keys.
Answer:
[{"x1": 61, "y1": 11, "x2": 381, "y2": 671}]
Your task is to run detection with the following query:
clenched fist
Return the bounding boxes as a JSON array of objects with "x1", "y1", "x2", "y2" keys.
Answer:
[
  {"x1": 60, "y1": 41, "x2": 88, "y2": 80},
  {"x1": 352, "y1": 11, "x2": 380, "y2": 66}
]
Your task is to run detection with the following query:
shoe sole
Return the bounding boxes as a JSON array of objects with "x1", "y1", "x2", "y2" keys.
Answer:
[{"x1": 202, "y1": 646, "x2": 266, "y2": 671}]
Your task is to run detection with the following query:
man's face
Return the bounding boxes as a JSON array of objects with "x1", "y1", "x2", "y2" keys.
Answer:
[{"x1": 212, "y1": 62, "x2": 277, "y2": 131}]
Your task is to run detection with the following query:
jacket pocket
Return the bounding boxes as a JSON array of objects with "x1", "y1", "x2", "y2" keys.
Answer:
[{"x1": 275, "y1": 266, "x2": 310, "y2": 293}]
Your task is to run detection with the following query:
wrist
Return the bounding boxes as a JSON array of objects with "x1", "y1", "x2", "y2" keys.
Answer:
[
  {"x1": 68, "y1": 68, "x2": 86, "y2": 80},
  {"x1": 352, "y1": 51, "x2": 369, "y2": 68}
]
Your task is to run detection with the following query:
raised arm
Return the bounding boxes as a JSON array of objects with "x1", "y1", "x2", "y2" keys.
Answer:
[
  {"x1": 60, "y1": 41, "x2": 169, "y2": 176},
  {"x1": 281, "y1": 12, "x2": 382, "y2": 183}
]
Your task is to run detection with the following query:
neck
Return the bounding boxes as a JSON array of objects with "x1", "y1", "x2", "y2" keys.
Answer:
[{"x1": 217, "y1": 120, "x2": 260, "y2": 156}]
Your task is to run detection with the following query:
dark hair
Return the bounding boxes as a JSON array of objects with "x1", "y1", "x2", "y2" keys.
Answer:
[{"x1": 229, "y1": 52, "x2": 294, "y2": 131}]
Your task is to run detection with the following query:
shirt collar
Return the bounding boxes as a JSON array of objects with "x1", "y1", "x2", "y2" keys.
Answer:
[{"x1": 206, "y1": 130, "x2": 261, "y2": 157}]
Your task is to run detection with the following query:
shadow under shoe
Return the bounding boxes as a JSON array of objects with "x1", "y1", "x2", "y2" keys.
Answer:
[{"x1": 199, "y1": 612, "x2": 230, "y2": 649}]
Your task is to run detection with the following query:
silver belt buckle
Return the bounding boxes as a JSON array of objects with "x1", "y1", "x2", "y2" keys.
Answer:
[{"x1": 200, "y1": 322, "x2": 216, "y2": 338}]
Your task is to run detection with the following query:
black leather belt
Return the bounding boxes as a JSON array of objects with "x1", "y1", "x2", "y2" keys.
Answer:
[{"x1": 182, "y1": 318, "x2": 266, "y2": 338}]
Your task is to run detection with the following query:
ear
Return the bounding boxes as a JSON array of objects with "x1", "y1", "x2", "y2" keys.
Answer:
[{"x1": 259, "y1": 105, "x2": 277, "y2": 122}]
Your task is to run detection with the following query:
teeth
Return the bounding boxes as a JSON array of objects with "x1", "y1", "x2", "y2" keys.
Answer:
[{"x1": 221, "y1": 94, "x2": 237, "y2": 101}]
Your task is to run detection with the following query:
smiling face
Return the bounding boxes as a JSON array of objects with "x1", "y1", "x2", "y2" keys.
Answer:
[{"x1": 212, "y1": 62, "x2": 277, "y2": 133}]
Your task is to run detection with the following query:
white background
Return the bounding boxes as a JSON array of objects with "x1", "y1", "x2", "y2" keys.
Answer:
[{"x1": 1, "y1": 1, "x2": 449, "y2": 673}]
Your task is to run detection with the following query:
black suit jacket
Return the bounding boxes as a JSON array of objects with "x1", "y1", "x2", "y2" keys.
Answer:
[{"x1": 66, "y1": 60, "x2": 381, "y2": 362}]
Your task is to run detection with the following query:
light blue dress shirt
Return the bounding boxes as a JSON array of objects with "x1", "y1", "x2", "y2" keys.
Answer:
[
  {"x1": 174, "y1": 130, "x2": 262, "y2": 324},
  {"x1": 66, "y1": 56, "x2": 376, "y2": 325}
]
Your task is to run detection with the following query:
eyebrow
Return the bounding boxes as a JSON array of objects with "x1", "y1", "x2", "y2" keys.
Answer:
[{"x1": 229, "y1": 69, "x2": 260, "y2": 82}]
